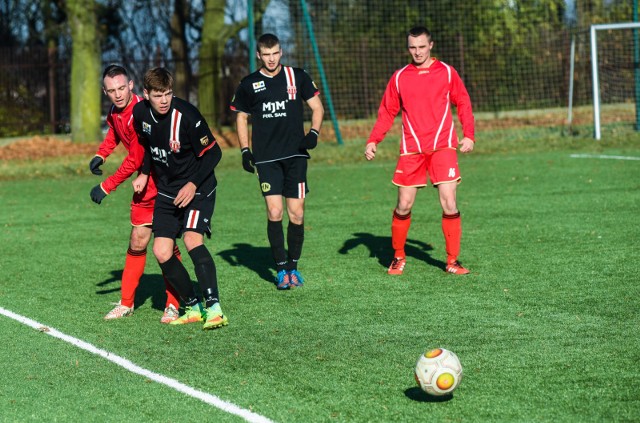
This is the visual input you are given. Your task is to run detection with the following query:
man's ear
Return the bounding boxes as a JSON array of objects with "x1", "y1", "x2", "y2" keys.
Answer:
[{"x1": 143, "y1": 89, "x2": 149, "y2": 100}]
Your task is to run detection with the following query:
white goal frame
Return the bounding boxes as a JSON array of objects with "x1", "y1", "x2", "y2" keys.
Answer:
[{"x1": 590, "y1": 22, "x2": 640, "y2": 140}]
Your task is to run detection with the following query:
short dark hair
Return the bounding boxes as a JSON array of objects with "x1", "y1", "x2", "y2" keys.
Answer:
[
  {"x1": 257, "y1": 33, "x2": 280, "y2": 51},
  {"x1": 102, "y1": 64, "x2": 129, "y2": 80},
  {"x1": 143, "y1": 67, "x2": 173, "y2": 93},
  {"x1": 408, "y1": 26, "x2": 431, "y2": 40}
]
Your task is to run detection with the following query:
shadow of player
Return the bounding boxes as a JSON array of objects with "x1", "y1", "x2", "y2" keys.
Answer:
[
  {"x1": 217, "y1": 242, "x2": 275, "y2": 284},
  {"x1": 96, "y1": 270, "x2": 169, "y2": 312},
  {"x1": 338, "y1": 232, "x2": 445, "y2": 271}
]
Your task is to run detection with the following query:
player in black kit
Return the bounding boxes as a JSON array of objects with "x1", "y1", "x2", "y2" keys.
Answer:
[
  {"x1": 230, "y1": 33, "x2": 324, "y2": 290},
  {"x1": 132, "y1": 67, "x2": 227, "y2": 330}
]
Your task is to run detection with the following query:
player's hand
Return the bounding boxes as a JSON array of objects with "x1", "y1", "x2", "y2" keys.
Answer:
[
  {"x1": 241, "y1": 147, "x2": 255, "y2": 173},
  {"x1": 132, "y1": 173, "x2": 149, "y2": 194},
  {"x1": 300, "y1": 129, "x2": 319, "y2": 150},
  {"x1": 174, "y1": 182, "x2": 196, "y2": 208},
  {"x1": 364, "y1": 143, "x2": 377, "y2": 161},
  {"x1": 459, "y1": 137, "x2": 474, "y2": 153},
  {"x1": 90, "y1": 184, "x2": 108, "y2": 204},
  {"x1": 89, "y1": 155, "x2": 104, "y2": 175}
]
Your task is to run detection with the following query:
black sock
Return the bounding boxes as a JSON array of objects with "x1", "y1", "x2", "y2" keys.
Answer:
[
  {"x1": 287, "y1": 221, "x2": 304, "y2": 271},
  {"x1": 188, "y1": 245, "x2": 219, "y2": 308},
  {"x1": 158, "y1": 255, "x2": 198, "y2": 305},
  {"x1": 267, "y1": 220, "x2": 287, "y2": 271}
]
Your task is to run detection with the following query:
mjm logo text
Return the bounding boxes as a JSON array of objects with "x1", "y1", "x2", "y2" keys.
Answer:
[{"x1": 262, "y1": 101, "x2": 287, "y2": 118}]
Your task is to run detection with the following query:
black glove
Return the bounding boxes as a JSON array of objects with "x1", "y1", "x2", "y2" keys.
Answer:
[
  {"x1": 90, "y1": 184, "x2": 108, "y2": 204},
  {"x1": 89, "y1": 156, "x2": 104, "y2": 175},
  {"x1": 300, "y1": 129, "x2": 319, "y2": 150},
  {"x1": 241, "y1": 147, "x2": 255, "y2": 173}
]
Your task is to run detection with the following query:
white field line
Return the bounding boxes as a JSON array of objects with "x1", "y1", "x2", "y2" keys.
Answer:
[
  {"x1": 569, "y1": 154, "x2": 640, "y2": 161},
  {"x1": 0, "y1": 306, "x2": 274, "y2": 423}
]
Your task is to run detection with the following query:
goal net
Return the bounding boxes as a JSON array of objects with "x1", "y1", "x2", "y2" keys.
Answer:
[{"x1": 590, "y1": 22, "x2": 640, "y2": 140}]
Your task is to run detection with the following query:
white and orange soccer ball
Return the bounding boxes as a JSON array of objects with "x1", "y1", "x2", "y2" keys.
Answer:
[{"x1": 414, "y1": 348, "x2": 463, "y2": 396}]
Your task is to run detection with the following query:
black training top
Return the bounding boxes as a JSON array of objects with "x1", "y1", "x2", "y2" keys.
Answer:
[
  {"x1": 133, "y1": 96, "x2": 221, "y2": 198},
  {"x1": 230, "y1": 65, "x2": 319, "y2": 163}
]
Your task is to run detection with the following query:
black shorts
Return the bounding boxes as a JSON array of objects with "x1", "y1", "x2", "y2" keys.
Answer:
[
  {"x1": 152, "y1": 189, "x2": 216, "y2": 239},
  {"x1": 255, "y1": 157, "x2": 309, "y2": 198}
]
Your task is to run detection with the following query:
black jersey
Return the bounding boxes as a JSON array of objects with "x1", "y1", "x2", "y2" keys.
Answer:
[
  {"x1": 133, "y1": 97, "x2": 221, "y2": 197},
  {"x1": 230, "y1": 65, "x2": 319, "y2": 163}
]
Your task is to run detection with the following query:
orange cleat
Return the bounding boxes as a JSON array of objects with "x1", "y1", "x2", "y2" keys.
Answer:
[
  {"x1": 387, "y1": 257, "x2": 406, "y2": 275},
  {"x1": 446, "y1": 261, "x2": 470, "y2": 275}
]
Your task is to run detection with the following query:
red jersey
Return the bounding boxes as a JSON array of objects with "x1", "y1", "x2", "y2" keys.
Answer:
[
  {"x1": 95, "y1": 94, "x2": 156, "y2": 202},
  {"x1": 367, "y1": 60, "x2": 474, "y2": 154}
]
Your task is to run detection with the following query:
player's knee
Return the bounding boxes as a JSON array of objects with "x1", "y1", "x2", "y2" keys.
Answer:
[
  {"x1": 267, "y1": 208, "x2": 283, "y2": 221},
  {"x1": 130, "y1": 228, "x2": 152, "y2": 251},
  {"x1": 152, "y1": 244, "x2": 173, "y2": 263},
  {"x1": 288, "y1": 211, "x2": 304, "y2": 225}
]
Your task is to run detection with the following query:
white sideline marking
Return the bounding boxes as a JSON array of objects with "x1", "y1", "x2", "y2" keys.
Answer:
[
  {"x1": 0, "y1": 306, "x2": 273, "y2": 423},
  {"x1": 570, "y1": 154, "x2": 640, "y2": 161}
]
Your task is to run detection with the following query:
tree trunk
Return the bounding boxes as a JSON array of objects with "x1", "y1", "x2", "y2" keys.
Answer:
[
  {"x1": 171, "y1": 0, "x2": 192, "y2": 100},
  {"x1": 67, "y1": 0, "x2": 102, "y2": 142},
  {"x1": 198, "y1": 0, "x2": 225, "y2": 128}
]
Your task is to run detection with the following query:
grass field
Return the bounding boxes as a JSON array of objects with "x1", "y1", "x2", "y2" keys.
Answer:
[{"x1": 1, "y1": 121, "x2": 639, "y2": 422}]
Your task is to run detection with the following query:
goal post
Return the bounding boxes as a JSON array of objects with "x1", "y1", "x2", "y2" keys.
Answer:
[{"x1": 590, "y1": 22, "x2": 640, "y2": 140}]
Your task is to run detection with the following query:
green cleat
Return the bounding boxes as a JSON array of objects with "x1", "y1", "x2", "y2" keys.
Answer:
[
  {"x1": 202, "y1": 303, "x2": 229, "y2": 330},
  {"x1": 169, "y1": 304, "x2": 204, "y2": 325}
]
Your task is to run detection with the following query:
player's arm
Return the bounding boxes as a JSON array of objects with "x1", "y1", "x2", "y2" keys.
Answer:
[
  {"x1": 89, "y1": 124, "x2": 119, "y2": 175},
  {"x1": 365, "y1": 76, "x2": 400, "y2": 160},
  {"x1": 300, "y1": 95, "x2": 324, "y2": 150},
  {"x1": 450, "y1": 70, "x2": 475, "y2": 153},
  {"x1": 235, "y1": 111, "x2": 255, "y2": 173},
  {"x1": 99, "y1": 133, "x2": 146, "y2": 197},
  {"x1": 174, "y1": 121, "x2": 221, "y2": 208}
]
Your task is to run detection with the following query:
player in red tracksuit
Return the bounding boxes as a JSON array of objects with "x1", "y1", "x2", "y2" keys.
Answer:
[
  {"x1": 88, "y1": 64, "x2": 180, "y2": 323},
  {"x1": 365, "y1": 26, "x2": 475, "y2": 276}
]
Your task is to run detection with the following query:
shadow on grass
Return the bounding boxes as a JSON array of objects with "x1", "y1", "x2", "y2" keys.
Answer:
[
  {"x1": 217, "y1": 242, "x2": 275, "y2": 284},
  {"x1": 338, "y1": 232, "x2": 445, "y2": 271},
  {"x1": 404, "y1": 387, "x2": 454, "y2": 402},
  {"x1": 96, "y1": 270, "x2": 169, "y2": 312}
]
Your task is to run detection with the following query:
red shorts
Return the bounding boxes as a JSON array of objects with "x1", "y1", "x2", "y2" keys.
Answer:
[
  {"x1": 392, "y1": 148, "x2": 461, "y2": 187},
  {"x1": 130, "y1": 174, "x2": 157, "y2": 227}
]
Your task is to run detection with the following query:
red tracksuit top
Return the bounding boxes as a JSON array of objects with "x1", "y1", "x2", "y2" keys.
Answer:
[
  {"x1": 367, "y1": 59, "x2": 475, "y2": 153},
  {"x1": 95, "y1": 94, "x2": 156, "y2": 201}
]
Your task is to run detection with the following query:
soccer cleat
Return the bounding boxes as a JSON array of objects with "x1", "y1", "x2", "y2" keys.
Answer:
[
  {"x1": 288, "y1": 269, "x2": 304, "y2": 287},
  {"x1": 446, "y1": 261, "x2": 470, "y2": 275},
  {"x1": 202, "y1": 303, "x2": 229, "y2": 330},
  {"x1": 160, "y1": 304, "x2": 179, "y2": 324},
  {"x1": 104, "y1": 302, "x2": 133, "y2": 320},
  {"x1": 276, "y1": 270, "x2": 290, "y2": 290},
  {"x1": 387, "y1": 257, "x2": 406, "y2": 275},
  {"x1": 169, "y1": 304, "x2": 204, "y2": 325}
]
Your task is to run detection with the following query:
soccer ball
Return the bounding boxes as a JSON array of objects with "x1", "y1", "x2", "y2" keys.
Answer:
[{"x1": 414, "y1": 348, "x2": 463, "y2": 396}]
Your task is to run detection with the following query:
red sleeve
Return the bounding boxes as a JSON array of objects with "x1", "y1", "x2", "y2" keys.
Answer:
[
  {"x1": 366, "y1": 73, "x2": 401, "y2": 145},
  {"x1": 95, "y1": 121, "x2": 119, "y2": 160},
  {"x1": 450, "y1": 70, "x2": 475, "y2": 142},
  {"x1": 101, "y1": 132, "x2": 145, "y2": 194}
]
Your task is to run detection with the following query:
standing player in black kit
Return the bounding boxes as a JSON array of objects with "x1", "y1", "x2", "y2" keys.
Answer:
[
  {"x1": 230, "y1": 33, "x2": 324, "y2": 290},
  {"x1": 132, "y1": 67, "x2": 227, "y2": 330}
]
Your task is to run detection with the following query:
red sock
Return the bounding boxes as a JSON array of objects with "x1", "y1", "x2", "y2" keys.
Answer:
[
  {"x1": 121, "y1": 248, "x2": 147, "y2": 308},
  {"x1": 442, "y1": 212, "x2": 461, "y2": 264},
  {"x1": 164, "y1": 245, "x2": 182, "y2": 309},
  {"x1": 391, "y1": 210, "x2": 411, "y2": 258}
]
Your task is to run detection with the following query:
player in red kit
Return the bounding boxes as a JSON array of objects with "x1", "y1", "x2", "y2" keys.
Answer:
[
  {"x1": 365, "y1": 26, "x2": 475, "y2": 276},
  {"x1": 89, "y1": 65, "x2": 180, "y2": 323}
]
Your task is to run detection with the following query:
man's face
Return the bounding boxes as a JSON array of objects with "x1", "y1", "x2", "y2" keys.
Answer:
[
  {"x1": 257, "y1": 45, "x2": 282, "y2": 73},
  {"x1": 407, "y1": 34, "x2": 433, "y2": 66},
  {"x1": 144, "y1": 88, "x2": 173, "y2": 115},
  {"x1": 103, "y1": 74, "x2": 133, "y2": 109}
]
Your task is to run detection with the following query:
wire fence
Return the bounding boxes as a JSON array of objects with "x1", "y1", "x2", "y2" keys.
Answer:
[{"x1": 0, "y1": 0, "x2": 635, "y2": 137}]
